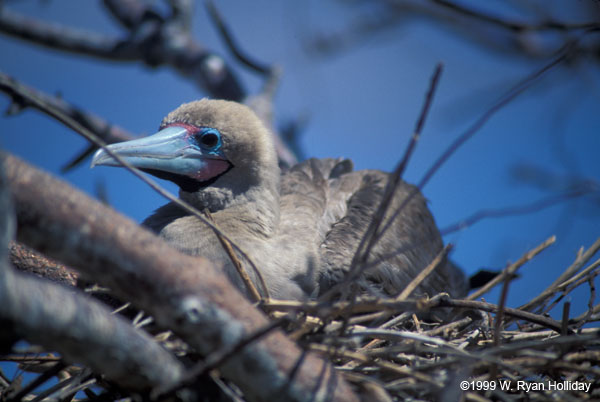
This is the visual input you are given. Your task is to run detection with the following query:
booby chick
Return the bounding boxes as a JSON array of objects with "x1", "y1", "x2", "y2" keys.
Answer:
[{"x1": 92, "y1": 99, "x2": 467, "y2": 301}]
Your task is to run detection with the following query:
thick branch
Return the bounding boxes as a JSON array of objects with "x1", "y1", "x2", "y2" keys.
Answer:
[
  {"x1": 0, "y1": 263, "x2": 185, "y2": 391},
  {"x1": 9, "y1": 242, "x2": 77, "y2": 286},
  {"x1": 1, "y1": 152, "x2": 359, "y2": 402}
]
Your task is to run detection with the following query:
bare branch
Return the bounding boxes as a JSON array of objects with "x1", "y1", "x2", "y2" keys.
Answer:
[
  {"x1": 205, "y1": 0, "x2": 272, "y2": 74},
  {"x1": 519, "y1": 237, "x2": 600, "y2": 312},
  {"x1": 102, "y1": 0, "x2": 149, "y2": 29},
  {"x1": 0, "y1": 263, "x2": 185, "y2": 391},
  {"x1": 0, "y1": 8, "x2": 140, "y2": 60},
  {"x1": 374, "y1": 43, "x2": 571, "y2": 246},
  {"x1": 9, "y1": 242, "x2": 77, "y2": 287},
  {"x1": 441, "y1": 190, "x2": 596, "y2": 235},
  {"x1": 467, "y1": 236, "x2": 556, "y2": 301},
  {"x1": 0, "y1": 71, "x2": 134, "y2": 145},
  {"x1": 320, "y1": 64, "x2": 444, "y2": 302}
]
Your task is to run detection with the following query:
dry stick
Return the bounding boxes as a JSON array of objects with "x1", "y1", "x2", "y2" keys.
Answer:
[
  {"x1": 437, "y1": 298, "x2": 564, "y2": 333},
  {"x1": 205, "y1": 0, "x2": 272, "y2": 74},
  {"x1": 430, "y1": 0, "x2": 600, "y2": 32},
  {"x1": 308, "y1": 344, "x2": 440, "y2": 387},
  {"x1": 264, "y1": 295, "x2": 564, "y2": 332},
  {"x1": 319, "y1": 63, "x2": 444, "y2": 302},
  {"x1": 4, "y1": 362, "x2": 67, "y2": 402},
  {"x1": 28, "y1": 370, "x2": 93, "y2": 402},
  {"x1": 350, "y1": 244, "x2": 453, "y2": 345},
  {"x1": 396, "y1": 244, "x2": 453, "y2": 301},
  {"x1": 542, "y1": 269, "x2": 600, "y2": 317},
  {"x1": 204, "y1": 210, "x2": 264, "y2": 302},
  {"x1": 440, "y1": 190, "x2": 592, "y2": 236},
  {"x1": 467, "y1": 236, "x2": 556, "y2": 301},
  {"x1": 554, "y1": 257, "x2": 600, "y2": 296},
  {"x1": 0, "y1": 72, "x2": 133, "y2": 145},
  {"x1": 561, "y1": 301, "x2": 571, "y2": 336},
  {"x1": 576, "y1": 276, "x2": 598, "y2": 329},
  {"x1": 519, "y1": 236, "x2": 600, "y2": 312},
  {"x1": 375, "y1": 45, "x2": 571, "y2": 246},
  {"x1": 0, "y1": 72, "x2": 270, "y2": 303},
  {"x1": 154, "y1": 317, "x2": 288, "y2": 400},
  {"x1": 493, "y1": 275, "x2": 511, "y2": 348}
]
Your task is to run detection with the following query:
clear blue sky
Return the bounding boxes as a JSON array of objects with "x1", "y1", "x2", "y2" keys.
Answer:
[{"x1": 1, "y1": 1, "x2": 598, "y2": 319}]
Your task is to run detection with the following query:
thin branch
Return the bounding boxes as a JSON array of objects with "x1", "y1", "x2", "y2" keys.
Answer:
[
  {"x1": 320, "y1": 63, "x2": 444, "y2": 302},
  {"x1": 519, "y1": 237, "x2": 600, "y2": 312},
  {"x1": 154, "y1": 317, "x2": 288, "y2": 399},
  {"x1": 396, "y1": 243, "x2": 452, "y2": 301},
  {"x1": 467, "y1": 236, "x2": 555, "y2": 300},
  {"x1": 375, "y1": 43, "x2": 571, "y2": 245},
  {"x1": 0, "y1": 8, "x2": 140, "y2": 59},
  {"x1": 265, "y1": 294, "x2": 565, "y2": 333},
  {"x1": 205, "y1": 0, "x2": 272, "y2": 74},
  {"x1": 429, "y1": 0, "x2": 600, "y2": 33},
  {"x1": 0, "y1": 71, "x2": 134, "y2": 145},
  {"x1": 440, "y1": 190, "x2": 593, "y2": 235}
]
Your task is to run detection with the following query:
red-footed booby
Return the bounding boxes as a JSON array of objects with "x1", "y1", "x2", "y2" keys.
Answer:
[{"x1": 92, "y1": 99, "x2": 466, "y2": 301}]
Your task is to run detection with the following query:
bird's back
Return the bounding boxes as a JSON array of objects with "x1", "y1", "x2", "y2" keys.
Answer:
[{"x1": 279, "y1": 158, "x2": 467, "y2": 299}]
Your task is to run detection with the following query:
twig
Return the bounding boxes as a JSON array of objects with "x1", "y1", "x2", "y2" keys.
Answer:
[
  {"x1": 4, "y1": 362, "x2": 67, "y2": 402},
  {"x1": 440, "y1": 190, "x2": 592, "y2": 235},
  {"x1": 519, "y1": 236, "x2": 600, "y2": 311},
  {"x1": 264, "y1": 295, "x2": 565, "y2": 333},
  {"x1": 320, "y1": 63, "x2": 444, "y2": 301},
  {"x1": 396, "y1": 244, "x2": 452, "y2": 301},
  {"x1": 0, "y1": 72, "x2": 133, "y2": 145},
  {"x1": 467, "y1": 236, "x2": 555, "y2": 300},
  {"x1": 375, "y1": 44, "x2": 571, "y2": 244},
  {"x1": 154, "y1": 317, "x2": 287, "y2": 399},
  {"x1": 205, "y1": 0, "x2": 272, "y2": 74},
  {"x1": 205, "y1": 209, "x2": 268, "y2": 302}
]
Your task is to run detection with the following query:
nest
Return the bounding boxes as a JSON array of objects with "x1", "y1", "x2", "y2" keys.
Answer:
[{"x1": 1, "y1": 236, "x2": 599, "y2": 402}]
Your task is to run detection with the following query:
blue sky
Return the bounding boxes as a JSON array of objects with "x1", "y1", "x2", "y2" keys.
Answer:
[{"x1": 1, "y1": 1, "x2": 599, "y2": 320}]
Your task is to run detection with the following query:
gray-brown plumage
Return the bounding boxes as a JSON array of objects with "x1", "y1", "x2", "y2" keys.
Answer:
[{"x1": 92, "y1": 99, "x2": 467, "y2": 300}]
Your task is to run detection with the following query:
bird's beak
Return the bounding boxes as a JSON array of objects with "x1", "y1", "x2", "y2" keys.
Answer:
[{"x1": 91, "y1": 125, "x2": 230, "y2": 184}]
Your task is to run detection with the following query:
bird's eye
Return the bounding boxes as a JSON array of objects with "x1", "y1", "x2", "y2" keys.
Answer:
[{"x1": 197, "y1": 129, "x2": 221, "y2": 150}]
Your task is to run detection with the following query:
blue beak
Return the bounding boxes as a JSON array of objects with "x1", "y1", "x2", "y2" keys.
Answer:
[{"x1": 91, "y1": 125, "x2": 231, "y2": 189}]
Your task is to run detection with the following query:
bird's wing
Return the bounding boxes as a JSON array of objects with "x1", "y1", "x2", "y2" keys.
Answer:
[
  {"x1": 318, "y1": 169, "x2": 467, "y2": 298},
  {"x1": 279, "y1": 158, "x2": 354, "y2": 242}
]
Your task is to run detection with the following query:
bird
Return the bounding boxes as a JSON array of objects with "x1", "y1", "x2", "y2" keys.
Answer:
[{"x1": 92, "y1": 99, "x2": 467, "y2": 301}]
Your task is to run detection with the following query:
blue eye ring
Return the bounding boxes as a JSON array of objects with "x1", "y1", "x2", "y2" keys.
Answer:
[{"x1": 195, "y1": 128, "x2": 222, "y2": 152}]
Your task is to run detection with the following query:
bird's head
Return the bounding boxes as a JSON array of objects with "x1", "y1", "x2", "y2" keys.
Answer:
[{"x1": 92, "y1": 99, "x2": 279, "y2": 211}]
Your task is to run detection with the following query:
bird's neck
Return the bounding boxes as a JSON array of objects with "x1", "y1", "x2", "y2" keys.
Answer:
[{"x1": 179, "y1": 170, "x2": 280, "y2": 239}]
